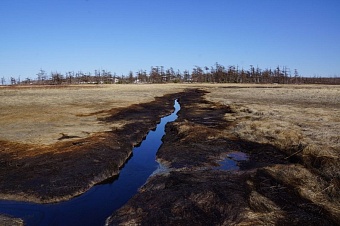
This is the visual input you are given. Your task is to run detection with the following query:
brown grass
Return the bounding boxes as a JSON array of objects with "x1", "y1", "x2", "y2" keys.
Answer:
[
  {"x1": 265, "y1": 164, "x2": 340, "y2": 222},
  {"x1": 1, "y1": 83, "x2": 339, "y2": 224},
  {"x1": 103, "y1": 84, "x2": 339, "y2": 225},
  {"x1": 203, "y1": 84, "x2": 339, "y2": 167},
  {"x1": 202, "y1": 84, "x2": 340, "y2": 223},
  {"x1": 0, "y1": 215, "x2": 24, "y2": 226},
  {"x1": 0, "y1": 84, "x2": 188, "y2": 203},
  {"x1": 0, "y1": 84, "x2": 186, "y2": 145}
]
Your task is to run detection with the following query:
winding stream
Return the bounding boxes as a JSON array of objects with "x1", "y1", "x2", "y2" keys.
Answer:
[{"x1": 0, "y1": 100, "x2": 180, "y2": 226}]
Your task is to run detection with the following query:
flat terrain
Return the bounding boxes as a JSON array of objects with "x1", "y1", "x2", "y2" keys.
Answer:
[
  {"x1": 0, "y1": 84, "x2": 339, "y2": 225},
  {"x1": 0, "y1": 84, "x2": 187, "y2": 203},
  {"x1": 0, "y1": 84, "x2": 186, "y2": 144}
]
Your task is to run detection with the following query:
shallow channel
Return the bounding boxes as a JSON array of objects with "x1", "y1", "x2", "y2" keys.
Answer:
[{"x1": 0, "y1": 99, "x2": 180, "y2": 226}]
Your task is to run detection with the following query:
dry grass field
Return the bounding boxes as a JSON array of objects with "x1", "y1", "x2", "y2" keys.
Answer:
[
  {"x1": 0, "y1": 84, "x2": 186, "y2": 145},
  {"x1": 0, "y1": 83, "x2": 339, "y2": 225},
  {"x1": 203, "y1": 84, "x2": 340, "y2": 222},
  {"x1": 205, "y1": 84, "x2": 340, "y2": 177},
  {"x1": 107, "y1": 84, "x2": 340, "y2": 225},
  {"x1": 0, "y1": 84, "x2": 187, "y2": 204}
]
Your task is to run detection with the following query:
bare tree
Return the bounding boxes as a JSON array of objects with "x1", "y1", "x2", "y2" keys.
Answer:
[
  {"x1": 36, "y1": 69, "x2": 47, "y2": 84},
  {"x1": 150, "y1": 66, "x2": 161, "y2": 83},
  {"x1": 11, "y1": 63, "x2": 334, "y2": 85},
  {"x1": 294, "y1": 69, "x2": 300, "y2": 84},
  {"x1": 183, "y1": 70, "x2": 191, "y2": 82},
  {"x1": 137, "y1": 70, "x2": 147, "y2": 83},
  {"x1": 10, "y1": 77, "x2": 16, "y2": 85},
  {"x1": 128, "y1": 71, "x2": 134, "y2": 83},
  {"x1": 24, "y1": 77, "x2": 31, "y2": 85},
  {"x1": 176, "y1": 69, "x2": 182, "y2": 82},
  {"x1": 51, "y1": 72, "x2": 63, "y2": 85},
  {"x1": 192, "y1": 66, "x2": 204, "y2": 83}
]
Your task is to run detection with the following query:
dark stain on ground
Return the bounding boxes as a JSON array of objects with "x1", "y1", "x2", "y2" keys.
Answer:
[
  {"x1": 109, "y1": 171, "x2": 251, "y2": 226},
  {"x1": 107, "y1": 88, "x2": 336, "y2": 226},
  {"x1": 0, "y1": 91, "x2": 185, "y2": 203},
  {"x1": 0, "y1": 88, "x2": 337, "y2": 225},
  {"x1": 252, "y1": 169, "x2": 334, "y2": 225}
]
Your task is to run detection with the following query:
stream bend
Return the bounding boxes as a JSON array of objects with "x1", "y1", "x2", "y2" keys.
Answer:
[{"x1": 0, "y1": 99, "x2": 180, "y2": 226}]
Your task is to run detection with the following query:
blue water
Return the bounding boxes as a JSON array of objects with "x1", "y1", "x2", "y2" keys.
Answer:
[
  {"x1": 215, "y1": 151, "x2": 248, "y2": 170},
  {"x1": 0, "y1": 100, "x2": 180, "y2": 226}
]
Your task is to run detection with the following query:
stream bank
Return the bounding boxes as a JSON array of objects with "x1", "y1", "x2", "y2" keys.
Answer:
[
  {"x1": 107, "y1": 89, "x2": 336, "y2": 226},
  {"x1": 0, "y1": 92, "x2": 184, "y2": 204},
  {"x1": 1, "y1": 87, "x2": 337, "y2": 225},
  {"x1": 0, "y1": 100, "x2": 180, "y2": 226}
]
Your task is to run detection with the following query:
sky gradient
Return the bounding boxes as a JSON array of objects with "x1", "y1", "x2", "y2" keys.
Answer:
[{"x1": 1, "y1": 0, "x2": 340, "y2": 82}]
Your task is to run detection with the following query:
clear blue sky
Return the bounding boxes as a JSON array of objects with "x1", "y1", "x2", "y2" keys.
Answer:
[{"x1": 1, "y1": 0, "x2": 339, "y2": 82}]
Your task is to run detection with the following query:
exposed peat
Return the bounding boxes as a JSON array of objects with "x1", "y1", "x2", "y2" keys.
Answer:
[
  {"x1": 0, "y1": 92, "x2": 184, "y2": 204},
  {"x1": 0, "y1": 100, "x2": 181, "y2": 226},
  {"x1": 1, "y1": 87, "x2": 338, "y2": 225},
  {"x1": 107, "y1": 88, "x2": 337, "y2": 226}
]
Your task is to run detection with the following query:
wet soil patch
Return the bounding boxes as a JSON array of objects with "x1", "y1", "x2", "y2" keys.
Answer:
[
  {"x1": 0, "y1": 134, "x2": 131, "y2": 202},
  {"x1": 0, "y1": 100, "x2": 181, "y2": 226},
  {"x1": 0, "y1": 92, "x2": 185, "y2": 203},
  {"x1": 236, "y1": 140, "x2": 289, "y2": 170},
  {"x1": 158, "y1": 89, "x2": 289, "y2": 170},
  {"x1": 250, "y1": 169, "x2": 335, "y2": 225},
  {"x1": 177, "y1": 89, "x2": 233, "y2": 129},
  {"x1": 107, "y1": 88, "x2": 336, "y2": 225},
  {"x1": 107, "y1": 171, "x2": 251, "y2": 226}
]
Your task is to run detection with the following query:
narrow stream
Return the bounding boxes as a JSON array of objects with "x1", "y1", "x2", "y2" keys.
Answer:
[{"x1": 0, "y1": 99, "x2": 180, "y2": 226}]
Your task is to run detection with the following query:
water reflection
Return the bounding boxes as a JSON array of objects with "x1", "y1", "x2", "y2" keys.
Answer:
[
  {"x1": 215, "y1": 151, "x2": 248, "y2": 170},
  {"x1": 0, "y1": 100, "x2": 180, "y2": 226}
]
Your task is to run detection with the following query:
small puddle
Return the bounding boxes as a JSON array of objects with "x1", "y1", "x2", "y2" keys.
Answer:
[
  {"x1": 228, "y1": 152, "x2": 248, "y2": 161},
  {"x1": 215, "y1": 151, "x2": 248, "y2": 170},
  {"x1": 0, "y1": 100, "x2": 180, "y2": 226}
]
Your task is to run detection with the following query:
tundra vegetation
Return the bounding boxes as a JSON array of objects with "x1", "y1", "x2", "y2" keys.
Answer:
[
  {"x1": 204, "y1": 84, "x2": 340, "y2": 224},
  {"x1": 0, "y1": 83, "x2": 339, "y2": 225},
  {"x1": 106, "y1": 85, "x2": 339, "y2": 225}
]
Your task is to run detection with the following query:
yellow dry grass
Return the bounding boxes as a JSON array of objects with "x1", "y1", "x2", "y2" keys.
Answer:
[
  {"x1": 0, "y1": 215, "x2": 24, "y2": 226},
  {"x1": 202, "y1": 84, "x2": 340, "y2": 222},
  {"x1": 1, "y1": 83, "x2": 338, "y2": 170},
  {"x1": 203, "y1": 84, "x2": 339, "y2": 156},
  {"x1": 0, "y1": 84, "x2": 186, "y2": 145},
  {"x1": 1, "y1": 83, "x2": 339, "y2": 223},
  {"x1": 265, "y1": 164, "x2": 340, "y2": 222}
]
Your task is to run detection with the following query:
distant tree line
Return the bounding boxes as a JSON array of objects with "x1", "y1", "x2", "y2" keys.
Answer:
[{"x1": 2, "y1": 63, "x2": 340, "y2": 85}]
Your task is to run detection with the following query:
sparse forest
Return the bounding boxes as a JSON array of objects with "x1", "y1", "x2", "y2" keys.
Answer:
[{"x1": 2, "y1": 63, "x2": 340, "y2": 86}]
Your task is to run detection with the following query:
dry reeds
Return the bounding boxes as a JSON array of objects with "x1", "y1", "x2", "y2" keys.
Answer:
[
  {"x1": 264, "y1": 164, "x2": 340, "y2": 223},
  {"x1": 204, "y1": 84, "x2": 340, "y2": 223},
  {"x1": 0, "y1": 84, "x2": 186, "y2": 145}
]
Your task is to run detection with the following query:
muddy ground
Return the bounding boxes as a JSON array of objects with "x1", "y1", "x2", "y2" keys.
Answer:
[
  {"x1": 1, "y1": 85, "x2": 338, "y2": 225},
  {"x1": 0, "y1": 92, "x2": 183, "y2": 203},
  {"x1": 107, "y1": 89, "x2": 338, "y2": 225}
]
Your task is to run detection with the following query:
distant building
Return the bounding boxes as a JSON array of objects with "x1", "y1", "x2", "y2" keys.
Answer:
[{"x1": 114, "y1": 77, "x2": 120, "y2": 83}]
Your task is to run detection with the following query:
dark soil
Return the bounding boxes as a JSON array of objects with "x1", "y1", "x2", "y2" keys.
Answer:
[
  {"x1": 0, "y1": 92, "x2": 184, "y2": 203},
  {"x1": 107, "y1": 89, "x2": 337, "y2": 226},
  {"x1": 1, "y1": 88, "x2": 337, "y2": 225}
]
